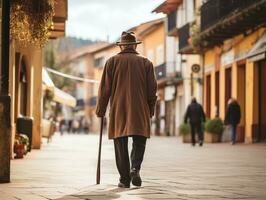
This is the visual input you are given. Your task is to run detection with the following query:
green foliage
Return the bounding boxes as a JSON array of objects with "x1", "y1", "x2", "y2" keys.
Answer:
[
  {"x1": 179, "y1": 123, "x2": 190, "y2": 135},
  {"x1": 190, "y1": 22, "x2": 201, "y2": 50},
  {"x1": 15, "y1": 134, "x2": 30, "y2": 152},
  {"x1": 205, "y1": 118, "x2": 224, "y2": 134}
]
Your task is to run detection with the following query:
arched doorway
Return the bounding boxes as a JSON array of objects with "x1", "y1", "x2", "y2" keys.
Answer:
[{"x1": 14, "y1": 53, "x2": 28, "y2": 118}]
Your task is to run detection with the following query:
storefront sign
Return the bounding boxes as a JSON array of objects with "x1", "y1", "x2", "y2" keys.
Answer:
[
  {"x1": 248, "y1": 53, "x2": 266, "y2": 62},
  {"x1": 204, "y1": 63, "x2": 214, "y2": 73},
  {"x1": 235, "y1": 51, "x2": 248, "y2": 62},
  {"x1": 221, "y1": 49, "x2": 234, "y2": 66}
]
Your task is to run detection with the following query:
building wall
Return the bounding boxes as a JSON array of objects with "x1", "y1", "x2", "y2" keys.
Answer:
[
  {"x1": 203, "y1": 27, "x2": 265, "y2": 143},
  {"x1": 9, "y1": 43, "x2": 43, "y2": 151},
  {"x1": 173, "y1": 0, "x2": 203, "y2": 135},
  {"x1": 142, "y1": 24, "x2": 165, "y2": 66}
]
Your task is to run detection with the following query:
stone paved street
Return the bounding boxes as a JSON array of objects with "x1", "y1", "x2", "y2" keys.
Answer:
[{"x1": 0, "y1": 134, "x2": 266, "y2": 200}]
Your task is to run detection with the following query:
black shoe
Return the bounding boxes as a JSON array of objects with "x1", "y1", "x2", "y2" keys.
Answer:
[
  {"x1": 130, "y1": 168, "x2": 142, "y2": 187},
  {"x1": 199, "y1": 141, "x2": 203, "y2": 146},
  {"x1": 192, "y1": 143, "x2": 195, "y2": 147},
  {"x1": 118, "y1": 182, "x2": 130, "y2": 188}
]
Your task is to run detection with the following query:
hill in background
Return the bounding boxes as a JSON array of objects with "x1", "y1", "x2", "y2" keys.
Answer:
[{"x1": 49, "y1": 36, "x2": 99, "y2": 54}]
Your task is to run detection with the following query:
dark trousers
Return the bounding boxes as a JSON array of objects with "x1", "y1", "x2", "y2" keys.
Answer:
[
  {"x1": 230, "y1": 124, "x2": 237, "y2": 143},
  {"x1": 114, "y1": 135, "x2": 147, "y2": 184},
  {"x1": 190, "y1": 122, "x2": 203, "y2": 144}
]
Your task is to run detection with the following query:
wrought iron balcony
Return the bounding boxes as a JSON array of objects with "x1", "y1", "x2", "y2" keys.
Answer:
[
  {"x1": 201, "y1": 0, "x2": 254, "y2": 31},
  {"x1": 167, "y1": 10, "x2": 178, "y2": 36},
  {"x1": 200, "y1": 0, "x2": 266, "y2": 48}
]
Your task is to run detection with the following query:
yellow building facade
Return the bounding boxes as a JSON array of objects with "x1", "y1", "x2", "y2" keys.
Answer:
[{"x1": 203, "y1": 28, "x2": 266, "y2": 143}]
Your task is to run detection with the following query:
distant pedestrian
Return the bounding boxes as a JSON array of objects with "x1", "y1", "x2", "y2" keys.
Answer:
[
  {"x1": 96, "y1": 31, "x2": 157, "y2": 188},
  {"x1": 225, "y1": 98, "x2": 241, "y2": 145},
  {"x1": 184, "y1": 97, "x2": 206, "y2": 146},
  {"x1": 59, "y1": 119, "x2": 66, "y2": 135}
]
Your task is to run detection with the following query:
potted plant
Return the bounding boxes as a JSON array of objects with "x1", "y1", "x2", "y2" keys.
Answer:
[
  {"x1": 179, "y1": 123, "x2": 191, "y2": 143},
  {"x1": 14, "y1": 138, "x2": 25, "y2": 159},
  {"x1": 13, "y1": 134, "x2": 30, "y2": 158},
  {"x1": 19, "y1": 134, "x2": 30, "y2": 154},
  {"x1": 204, "y1": 118, "x2": 224, "y2": 143}
]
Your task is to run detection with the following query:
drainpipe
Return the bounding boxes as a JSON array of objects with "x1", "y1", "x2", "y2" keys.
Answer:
[{"x1": 0, "y1": 0, "x2": 11, "y2": 183}]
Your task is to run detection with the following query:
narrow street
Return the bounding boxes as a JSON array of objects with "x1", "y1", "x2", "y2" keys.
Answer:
[{"x1": 0, "y1": 134, "x2": 266, "y2": 200}]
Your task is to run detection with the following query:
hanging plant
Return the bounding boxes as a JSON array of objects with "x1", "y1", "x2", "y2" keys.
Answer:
[
  {"x1": 10, "y1": 0, "x2": 55, "y2": 47},
  {"x1": 190, "y1": 22, "x2": 202, "y2": 50},
  {"x1": 44, "y1": 89, "x2": 54, "y2": 101}
]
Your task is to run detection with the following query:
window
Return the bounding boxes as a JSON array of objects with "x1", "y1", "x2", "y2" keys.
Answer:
[
  {"x1": 156, "y1": 45, "x2": 164, "y2": 65},
  {"x1": 94, "y1": 57, "x2": 104, "y2": 68},
  {"x1": 78, "y1": 60, "x2": 86, "y2": 74},
  {"x1": 76, "y1": 85, "x2": 85, "y2": 99},
  {"x1": 225, "y1": 67, "x2": 232, "y2": 111},
  {"x1": 147, "y1": 49, "x2": 154, "y2": 63}
]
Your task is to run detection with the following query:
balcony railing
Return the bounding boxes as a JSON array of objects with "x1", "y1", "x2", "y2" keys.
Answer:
[
  {"x1": 179, "y1": 23, "x2": 190, "y2": 51},
  {"x1": 155, "y1": 63, "x2": 166, "y2": 80},
  {"x1": 201, "y1": 0, "x2": 255, "y2": 31},
  {"x1": 167, "y1": 10, "x2": 177, "y2": 34}
]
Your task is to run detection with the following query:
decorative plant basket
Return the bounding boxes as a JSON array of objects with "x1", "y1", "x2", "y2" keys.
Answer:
[{"x1": 10, "y1": 0, "x2": 55, "y2": 47}]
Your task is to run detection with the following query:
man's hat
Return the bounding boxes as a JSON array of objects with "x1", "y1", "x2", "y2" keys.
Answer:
[{"x1": 116, "y1": 31, "x2": 142, "y2": 45}]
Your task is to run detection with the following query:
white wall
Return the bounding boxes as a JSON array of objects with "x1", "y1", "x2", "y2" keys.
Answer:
[{"x1": 177, "y1": 0, "x2": 195, "y2": 28}]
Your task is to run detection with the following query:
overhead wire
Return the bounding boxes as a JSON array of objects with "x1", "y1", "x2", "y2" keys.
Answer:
[{"x1": 45, "y1": 67, "x2": 100, "y2": 84}]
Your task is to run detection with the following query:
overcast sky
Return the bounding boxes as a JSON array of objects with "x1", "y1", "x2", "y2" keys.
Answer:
[{"x1": 66, "y1": 0, "x2": 165, "y2": 41}]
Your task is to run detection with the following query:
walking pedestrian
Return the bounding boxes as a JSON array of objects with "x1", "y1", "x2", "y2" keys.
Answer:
[
  {"x1": 225, "y1": 98, "x2": 241, "y2": 145},
  {"x1": 96, "y1": 31, "x2": 157, "y2": 188},
  {"x1": 184, "y1": 97, "x2": 206, "y2": 146}
]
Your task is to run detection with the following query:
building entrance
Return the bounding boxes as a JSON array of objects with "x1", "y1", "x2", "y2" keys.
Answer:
[{"x1": 259, "y1": 60, "x2": 266, "y2": 141}]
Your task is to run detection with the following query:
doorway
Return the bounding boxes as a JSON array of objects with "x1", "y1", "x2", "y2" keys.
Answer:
[
  {"x1": 206, "y1": 74, "x2": 211, "y2": 118},
  {"x1": 237, "y1": 64, "x2": 246, "y2": 142},
  {"x1": 225, "y1": 67, "x2": 232, "y2": 111},
  {"x1": 259, "y1": 60, "x2": 266, "y2": 141},
  {"x1": 215, "y1": 71, "x2": 220, "y2": 117},
  {"x1": 14, "y1": 53, "x2": 28, "y2": 119},
  {"x1": 165, "y1": 100, "x2": 176, "y2": 136}
]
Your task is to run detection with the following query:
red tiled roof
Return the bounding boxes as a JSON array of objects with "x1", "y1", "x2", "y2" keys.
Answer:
[{"x1": 153, "y1": 0, "x2": 182, "y2": 14}]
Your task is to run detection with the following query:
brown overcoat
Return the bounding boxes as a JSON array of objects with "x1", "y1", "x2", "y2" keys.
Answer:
[{"x1": 96, "y1": 49, "x2": 157, "y2": 139}]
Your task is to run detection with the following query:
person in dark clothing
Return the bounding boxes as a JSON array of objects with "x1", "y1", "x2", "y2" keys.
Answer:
[
  {"x1": 225, "y1": 98, "x2": 241, "y2": 145},
  {"x1": 96, "y1": 32, "x2": 157, "y2": 188},
  {"x1": 184, "y1": 98, "x2": 206, "y2": 146}
]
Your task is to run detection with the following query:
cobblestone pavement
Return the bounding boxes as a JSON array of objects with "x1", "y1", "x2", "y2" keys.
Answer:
[{"x1": 0, "y1": 133, "x2": 266, "y2": 200}]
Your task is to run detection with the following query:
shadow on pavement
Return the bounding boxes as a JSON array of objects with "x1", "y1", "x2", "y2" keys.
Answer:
[{"x1": 55, "y1": 186, "x2": 141, "y2": 200}]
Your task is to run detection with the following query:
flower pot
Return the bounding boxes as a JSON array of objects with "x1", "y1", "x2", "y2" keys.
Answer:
[
  {"x1": 14, "y1": 144, "x2": 25, "y2": 159},
  {"x1": 204, "y1": 132, "x2": 221, "y2": 143},
  {"x1": 182, "y1": 134, "x2": 191, "y2": 143}
]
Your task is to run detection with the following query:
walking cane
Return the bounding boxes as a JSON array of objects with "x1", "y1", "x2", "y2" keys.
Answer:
[{"x1": 96, "y1": 117, "x2": 104, "y2": 184}]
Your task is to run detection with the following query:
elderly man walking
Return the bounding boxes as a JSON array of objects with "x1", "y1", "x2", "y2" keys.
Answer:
[{"x1": 96, "y1": 32, "x2": 157, "y2": 188}]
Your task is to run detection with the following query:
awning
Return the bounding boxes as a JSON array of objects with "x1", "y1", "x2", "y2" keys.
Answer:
[
  {"x1": 247, "y1": 31, "x2": 266, "y2": 62},
  {"x1": 42, "y1": 68, "x2": 77, "y2": 107}
]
